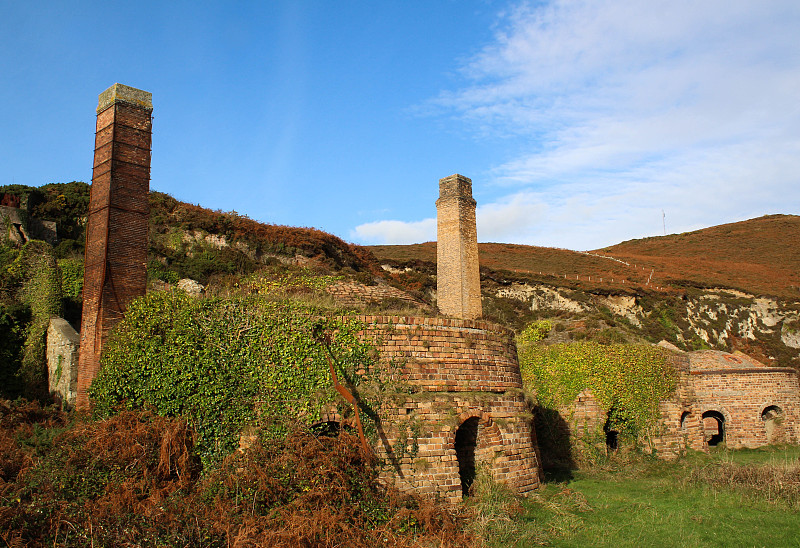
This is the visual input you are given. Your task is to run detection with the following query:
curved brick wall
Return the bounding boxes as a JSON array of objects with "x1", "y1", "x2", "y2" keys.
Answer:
[
  {"x1": 353, "y1": 315, "x2": 541, "y2": 503},
  {"x1": 355, "y1": 315, "x2": 522, "y2": 392}
]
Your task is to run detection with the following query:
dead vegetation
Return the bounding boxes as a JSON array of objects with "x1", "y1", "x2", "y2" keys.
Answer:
[
  {"x1": 0, "y1": 400, "x2": 473, "y2": 547},
  {"x1": 686, "y1": 456, "x2": 800, "y2": 508}
]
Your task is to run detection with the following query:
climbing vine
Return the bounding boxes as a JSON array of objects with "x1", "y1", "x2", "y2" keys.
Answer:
[
  {"x1": 90, "y1": 290, "x2": 381, "y2": 467},
  {"x1": 6, "y1": 241, "x2": 62, "y2": 398},
  {"x1": 517, "y1": 333, "x2": 677, "y2": 443}
]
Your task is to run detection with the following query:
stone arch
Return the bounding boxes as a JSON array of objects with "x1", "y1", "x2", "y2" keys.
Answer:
[
  {"x1": 452, "y1": 411, "x2": 505, "y2": 497},
  {"x1": 760, "y1": 404, "x2": 785, "y2": 444},
  {"x1": 310, "y1": 420, "x2": 343, "y2": 437},
  {"x1": 701, "y1": 410, "x2": 727, "y2": 447}
]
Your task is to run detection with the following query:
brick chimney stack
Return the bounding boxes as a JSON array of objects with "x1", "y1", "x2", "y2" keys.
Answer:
[
  {"x1": 76, "y1": 84, "x2": 152, "y2": 409},
  {"x1": 436, "y1": 174, "x2": 482, "y2": 319}
]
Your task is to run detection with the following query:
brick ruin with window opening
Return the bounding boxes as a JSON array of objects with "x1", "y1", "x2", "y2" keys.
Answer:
[{"x1": 58, "y1": 85, "x2": 799, "y2": 503}]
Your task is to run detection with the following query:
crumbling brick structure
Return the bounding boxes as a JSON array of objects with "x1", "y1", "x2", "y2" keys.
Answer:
[
  {"x1": 346, "y1": 174, "x2": 541, "y2": 503},
  {"x1": 687, "y1": 350, "x2": 800, "y2": 447},
  {"x1": 552, "y1": 347, "x2": 800, "y2": 459},
  {"x1": 436, "y1": 174, "x2": 482, "y2": 320},
  {"x1": 357, "y1": 315, "x2": 542, "y2": 503},
  {"x1": 76, "y1": 84, "x2": 152, "y2": 409}
]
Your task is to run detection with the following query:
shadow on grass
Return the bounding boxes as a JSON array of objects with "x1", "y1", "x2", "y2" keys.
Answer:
[{"x1": 542, "y1": 466, "x2": 574, "y2": 483}]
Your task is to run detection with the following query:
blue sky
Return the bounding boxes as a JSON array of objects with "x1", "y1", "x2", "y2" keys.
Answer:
[{"x1": 2, "y1": 1, "x2": 798, "y2": 250}]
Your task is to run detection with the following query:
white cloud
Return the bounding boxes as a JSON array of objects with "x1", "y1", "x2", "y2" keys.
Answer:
[
  {"x1": 351, "y1": 0, "x2": 800, "y2": 250},
  {"x1": 351, "y1": 218, "x2": 437, "y2": 245}
]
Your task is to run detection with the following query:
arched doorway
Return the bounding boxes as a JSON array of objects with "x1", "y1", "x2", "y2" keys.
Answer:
[
  {"x1": 680, "y1": 411, "x2": 691, "y2": 430},
  {"x1": 702, "y1": 411, "x2": 725, "y2": 447},
  {"x1": 603, "y1": 414, "x2": 619, "y2": 452},
  {"x1": 455, "y1": 417, "x2": 479, "y2": 497},
  {"x1": 761, "y1": 405, "x2": 784, "y2": 444}
]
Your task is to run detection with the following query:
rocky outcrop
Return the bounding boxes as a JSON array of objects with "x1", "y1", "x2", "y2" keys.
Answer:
[
  {"x1": 493, "y1": 282, "x2": 800, "y2": 368},
  {"x1": 47, "y1": 317, "x2": 80, "y2": 407}
]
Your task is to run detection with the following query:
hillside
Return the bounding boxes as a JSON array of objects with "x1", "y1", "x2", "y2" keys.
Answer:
[
  {"x1": 601, "y1": 214, "x2": 800, "y2": 298},
  {"x1": 370, "y1": 214, "x2": 800, "y2": 299},
  {"x1": 3, "y1": 183, "x2": 799, "y2": 370}
]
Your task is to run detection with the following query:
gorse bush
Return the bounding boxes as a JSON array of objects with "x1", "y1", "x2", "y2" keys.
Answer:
[{"x1": 90, "y1": 291, "x2": 381, "y2": 466}]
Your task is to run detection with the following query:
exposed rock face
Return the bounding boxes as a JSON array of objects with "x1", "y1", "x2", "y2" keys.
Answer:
[
  {"x1": 496, "y1": 283, "x2": 643, "y2": 325},
  {"x1": 493, "y1": 282, "x2": 800, "y2": 367},
  {"x1": 497, "y1": 284, "x2": 585, "y2": 314},
  {"x1": 47, "y1": 318, "x2": 80, "y2": 407},
  {"x1": 177, "y1": 278, "x2": 205, "y2": 296}
]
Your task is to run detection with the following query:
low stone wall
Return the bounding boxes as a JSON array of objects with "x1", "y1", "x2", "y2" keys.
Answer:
[
  {"x1": 355, "y1": 315, "x2": 541, "y2": 504},
  {"x1": 46, "y1": 317, "x2": 80, "y2": 407}
]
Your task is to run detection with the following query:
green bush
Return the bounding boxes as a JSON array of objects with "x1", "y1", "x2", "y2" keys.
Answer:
[
  {"x1": 7, "y1": 241, "x2": 62, "y2": 398},
  {"x1": 57, "y1": 258, "x2": 83, "y2": 300},
  {"x1": 90, "y1": 291, "x2": 380, "y2": 466},
  {"x1": 0, "y1": 303, "x2": 28, "y2": 398}
]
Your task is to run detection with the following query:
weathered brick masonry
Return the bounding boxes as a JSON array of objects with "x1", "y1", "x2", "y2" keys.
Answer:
[
  {"x1": 76, "y1": 84, "x2": 152, "y2": 409},
  {"x1": 436, "y1": 175, "x2": 482, "y2": 320},
  {"x1": 687, "y1": 350, "x2": 800, "y2": 447},
  {"x1": 557, "y1": 348, "x2": 799, "y2": 457},
  {"x1": 554, "y1": 356, "x2": 705, "y2": 463},
  {"x1": 355, "y1": 315, "x2": 542, "y2": 503}
]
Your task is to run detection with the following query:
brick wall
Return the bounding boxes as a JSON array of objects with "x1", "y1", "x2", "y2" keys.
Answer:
[
  {"x1": 554, "y1": 352, "x2": 706, "y2": 461},
  {"x1": 76, "y1": 84, "x2": 152, "y2": 409},
  {"x1": 355, "y1": 315, "x2": 541, "y2": 503},
  {"x1": 689, "y1": 350, "x2": 800, "y2": 447},
  {"x1": 436, "y1": 175, "x2": 482, "y2": 320},
  {"x1": 324, "y1": 281, "x2": 429, "y2": 311}
]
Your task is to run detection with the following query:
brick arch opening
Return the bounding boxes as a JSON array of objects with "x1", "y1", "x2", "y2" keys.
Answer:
[
  {"x1": 603, "y1": 412, "x2": 619, "y2": 451},
  {"x1": 310, "y1": 420, "x2": 344, "y2": 437},
  {"x1": 702, "y1": 410, "x2": 726, "y2": 447},
  {"x1": 761, "y1": 405, "x2": 784, "y2": 444},
  {"x1": 455, "y1": 417, "x2": 480, "y2": 497},
  {"x1": 680, "y1": 411, "x2": 691, "y2": 429}
]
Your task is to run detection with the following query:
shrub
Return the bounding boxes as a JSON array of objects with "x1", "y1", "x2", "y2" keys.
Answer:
[
  {"x1": 6, "y1": 241, "x2": 62, "y2": 398},
  {"x1": 90, "y1": 291, "x2": 380, "y2": 466}
]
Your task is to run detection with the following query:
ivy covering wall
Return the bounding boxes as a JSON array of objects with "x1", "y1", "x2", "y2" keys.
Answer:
[
  {"x1": 4, "y1": 241, "x2": 62, "y2": 398},
  {"x1": 90, "y1": 291, "x2": 380, "y2": 466},
  {"x1": 517, "y1": 320, "x2": 678, "y2": 461}
]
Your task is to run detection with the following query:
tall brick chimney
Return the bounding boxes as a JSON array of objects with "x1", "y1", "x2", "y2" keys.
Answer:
[
  {"x1": 76, "y1": 84, "x2": 152, "y2": 409},
  {"x1": 436, "y1": 174, "x2": 482, "y2": 319}
]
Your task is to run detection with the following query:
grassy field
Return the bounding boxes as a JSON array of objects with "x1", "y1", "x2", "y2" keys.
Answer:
[{"x1": 485, "y1": 446, "x2": 800, "y2": 547}]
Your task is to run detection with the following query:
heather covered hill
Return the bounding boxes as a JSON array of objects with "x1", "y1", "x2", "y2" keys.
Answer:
[
  {"x1": 147, "y1": 191, "x2": 379, "y2": 282},
  {"x1": 370, "y1": 214, "x2": 800, "y2": 299},
  {"x1": 600, "y1": 214, "x2": 800, "y2": 298}
]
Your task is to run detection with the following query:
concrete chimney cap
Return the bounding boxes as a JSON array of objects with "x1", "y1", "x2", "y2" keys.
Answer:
[{"x1": 97, "y1": 83, "x2": 152, "y2": 113}]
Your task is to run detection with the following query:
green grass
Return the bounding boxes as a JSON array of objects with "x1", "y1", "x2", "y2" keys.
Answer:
[{"x1": 496, "y1": 446, "x2": 800, "y2": 548}]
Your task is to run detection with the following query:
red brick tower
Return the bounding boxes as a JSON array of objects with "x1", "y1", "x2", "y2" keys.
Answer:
[{"x1": 76, "y1": 84, "x2": 152, "y2": 409}]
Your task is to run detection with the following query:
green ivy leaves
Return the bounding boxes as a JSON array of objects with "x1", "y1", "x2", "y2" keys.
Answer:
[
  {"x1": 89, "y1": 291, "x2": 377, "y2": 467},
  {"x1": 518, "y1": 335, "x2": 677, "y2": 441}
]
